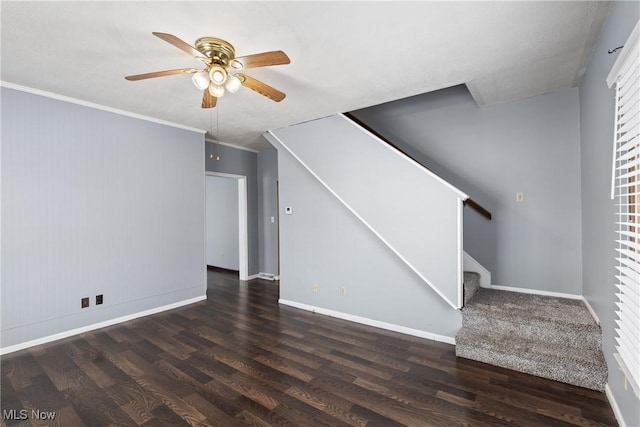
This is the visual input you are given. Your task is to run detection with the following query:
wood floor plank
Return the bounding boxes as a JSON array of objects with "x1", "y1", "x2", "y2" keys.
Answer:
[{"x1": 0, "y1": 268, "x2": 618, "y2": 426}]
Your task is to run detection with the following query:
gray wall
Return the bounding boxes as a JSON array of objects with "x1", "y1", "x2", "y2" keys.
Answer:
[
  {"x1": 257, "y1": 147, "x2": 279, "y2": 275},
  {"x1": 267, "y1": 118, "x2": 463, "y2": 338},
  {"x1": 579, "y1": 2, "x2": 640, "y2": 425},
  {"x1": 205, "y1": 143, "x2": 259, "y2": 275},
  {"x1": 206, "y1": 176, "x2": 239, "y2": 270},
  {"x1": 1, "y1": 87, "x2": 206, "y2": 349},
  {"x1": 352, "y1": 86, "x2": 583, "y2": 294}
]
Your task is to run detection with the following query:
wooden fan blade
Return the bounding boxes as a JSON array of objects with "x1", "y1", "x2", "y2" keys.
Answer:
[
  {"x1": 237, "y1": 74, "x2": 286, "y2": 102},
  {"x1": 232, "y1": 50, "x2": 290, "y2": 70},
  {"x1": 152, "y1": 32, "x2": 207, "y2": 61},
  {"x1": 125, "y1": 68, "x2": 198, "y2": 81},
  {"x1": 202, "y1": 90, "x2": 217, "y2": 109}
]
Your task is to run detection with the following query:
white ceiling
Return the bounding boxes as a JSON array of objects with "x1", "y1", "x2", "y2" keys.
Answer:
[{"x1": 1, "y1": 1, "x2": 608, "y2": 151}]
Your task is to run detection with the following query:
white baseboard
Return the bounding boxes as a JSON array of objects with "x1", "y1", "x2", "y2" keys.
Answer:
[
  {"x1": 279, "y1": 299, "x2": 455, "y2": 345},
  {"x1": 605, "y1": 383, "x2": 627, "y2": 427},
  {"x1": 245, "y1": 274, "x2": 260, "y2": 281},
  {"x1": 0, "y1": 295, "x2": 207, "y2": 355},
  {"x1": 581, "y1": 297, "x2": 601, "y2": 325},
  {"x1": 257, "y1": 272, "x2": 279, "y2": 281},
  {"x1": 487, "y1": 284, "x2": 582, "y2": 300}
]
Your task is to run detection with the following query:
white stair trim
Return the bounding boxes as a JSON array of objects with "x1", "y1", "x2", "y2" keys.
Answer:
[
  {"x1": 463, "y1": 251, "x2": 492, "y2": 287},
  {"x1": 605, "y1": 384, "x2": 627, "y2": 427},
  {"x1": 486, "y1": 284, "x2": 582, "y2": 300},
  {"x1": 581, "y1": 296, "x2": 601, "y2": 325},
  {"x1": 339, "y1": 114, "x2": 468, "y2": 199}
]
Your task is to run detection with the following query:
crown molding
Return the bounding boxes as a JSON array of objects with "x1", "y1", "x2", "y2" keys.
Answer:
[{"x1": 1, "y1": 81, "x2": 207, "y2": 134}]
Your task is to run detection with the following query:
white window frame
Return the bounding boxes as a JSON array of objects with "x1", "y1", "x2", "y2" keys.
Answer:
[{"x1": 607, "y1": 19, "x2": 640, "y2": 399}]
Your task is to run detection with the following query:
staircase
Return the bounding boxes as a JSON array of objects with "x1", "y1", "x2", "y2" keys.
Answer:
[
  {"x1": 457, "y1": 274, "x2": 607, "y2": 391},
  {"x1": 463, "y1": 271, "x2": 481, "y2": 305}
]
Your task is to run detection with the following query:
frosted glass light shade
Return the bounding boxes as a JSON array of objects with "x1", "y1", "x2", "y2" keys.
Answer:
[
  {"x1": 209, "y1": 83, "x2": 225, "y2": 97},
  {"x1": 208, "y1": 66, "x2": 227, "y2": 85},
  {"x1": 225, "y1": 75, "x2": 242, "y2": 93},
  {"x1": 192, "y1": 71, "x2": 210, "y2": 90}
]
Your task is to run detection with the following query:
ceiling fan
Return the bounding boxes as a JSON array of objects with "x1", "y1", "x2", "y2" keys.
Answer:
[{"x1": 125, "y1": 32, "x2": 290, "y2": 108}]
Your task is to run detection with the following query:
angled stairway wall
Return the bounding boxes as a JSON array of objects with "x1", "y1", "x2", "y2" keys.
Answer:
[{"x1": 265, "y1": 114, "x2": 469, "y2": 340}]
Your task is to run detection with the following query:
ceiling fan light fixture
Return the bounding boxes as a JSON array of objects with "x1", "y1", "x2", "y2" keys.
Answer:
[
  {"x1": 192, "y1": 70, "x2": 210, "y2": 90},
  {"x1": 225, "y1": 74, "x2": 242, "y2": 93},
  {"x1": 209, "y1": 65, "x2": 227, "y2": 85},
  {"x1": 125, "y1": 33, "x2": 289, "y2": 108},
  {"x1": 209, "y1": 83, "x2": 225, "y2": 98}
]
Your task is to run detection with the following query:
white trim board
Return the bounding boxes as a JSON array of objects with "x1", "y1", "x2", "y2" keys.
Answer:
[
  {"x1": 605, "y1": 384, "x2": 627, "y2": 427},
  {"x1": 205, "y1": 172, "x2": 249, "y2": 281},
  {"x1": 463, "y1": 251, "x2": 492, "y2": 287},
  {"x1": 486, "y1": 284, "x2": 582, "y2": 300},
  {"x1": 0, "y1": 81, "x2": 206, "y2": 134},
  {"x1": 279, "y1": 299, "x2": 456, "y2": 345},
  {"x1": 266, "y1": 130, "x2": 460, "y2": 310},
  {"x1": 456, "y1": 200, "x2": 464, "y2": 308},
  {"x1": 338, "y1": 114, "x2": 468, "y2": 200},
  {"x1": 0, "y1": 296, "x2": 206, "y2": 356},
  {"x1": 205, "y1": 138, "x2": 259, "y2": 153},
  {"x1": 581, "y1": 297, "x2": 601, "y2": 325}
]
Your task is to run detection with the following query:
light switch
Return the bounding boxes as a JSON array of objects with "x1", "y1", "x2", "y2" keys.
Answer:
[
  {"x1": 270, "y1": 216, "x2": 275, "y2": 223},
  {"x1": 516, "y1": 192, "x2": 524, "y2": 203}
]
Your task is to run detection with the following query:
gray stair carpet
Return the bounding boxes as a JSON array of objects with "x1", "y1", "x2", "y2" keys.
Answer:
[
  {"x1": 463, "y1": 271, "x2": 480, "y2": 305},
  {"x1": 456, "y1": 287, "x2": 607, "y2": 391}
]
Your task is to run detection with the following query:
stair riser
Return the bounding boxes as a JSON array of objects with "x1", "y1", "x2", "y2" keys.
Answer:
[
  {"x1": 456, "y1": 344, "x2": 606, "y2": 391},
  {"x1": 462, "y1": 315, "x2": 602, "y2": 350},
  {"x1": 463, "y1": 272, "x2": 481, "y2": 305},
  {"x1": 464, "y1": 284, "x2": 480, "y2": 305}
]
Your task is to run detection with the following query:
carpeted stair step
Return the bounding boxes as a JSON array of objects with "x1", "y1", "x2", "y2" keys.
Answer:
[
  {"x1": 456, "y1": 327, "x2": 607, "y2": 391},
  {"x1": 461, "y1": 288, "x2": 601, "y2": 350},
  {"x1": 463, "y1": 271, "x2": 480, "y2": 305},
  {"x1": 456, "y1": 287, "x2": 607, "y2": 391}
]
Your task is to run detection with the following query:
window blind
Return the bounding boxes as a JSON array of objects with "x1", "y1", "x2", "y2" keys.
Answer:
[{"x1": 608, "y1": 20, "x2": 640, "y2": 398}]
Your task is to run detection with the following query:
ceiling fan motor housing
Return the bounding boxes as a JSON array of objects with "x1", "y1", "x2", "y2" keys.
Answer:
[{"x1": 195, "y1": 37, "x2": 236, "y2": 65}]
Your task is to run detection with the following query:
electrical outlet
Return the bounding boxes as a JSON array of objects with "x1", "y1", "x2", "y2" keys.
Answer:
[
  {"x1": 81, "y1": 297, "x2": 89, "y2": 308},
  {"x1": 96, "y1": 294, "x2": 103, "y2": 305},
  {"x1": 340, "y1": 287, "x2": 347, "y2": 296},
  {"x1": 312, "y1": 283, "x2": 318, "y2": 293}
]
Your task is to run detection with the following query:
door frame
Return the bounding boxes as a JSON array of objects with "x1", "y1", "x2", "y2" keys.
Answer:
[{"x1": 205, "y1": 172, "x2": 249, "y2": 280}]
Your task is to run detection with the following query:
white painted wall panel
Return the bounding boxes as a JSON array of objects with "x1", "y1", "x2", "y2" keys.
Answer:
[
  {"x1": 579, "y1": 3, "x2": 640, "y2": 425},
  {"x1": 353, "y1": 85, "x2": 583, "y2": 294},
  {"x1": 270, "y1": 130, "x2": 462, "y2": 338},
  {"x1": 1, "y1": 88, "x2": 205, "y2": 349},
  {"x1": 268, "y1": 114, "x2": 466, "y2": 310}
]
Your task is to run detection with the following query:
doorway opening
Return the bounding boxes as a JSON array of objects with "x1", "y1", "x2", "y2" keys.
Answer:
[{"x1": 205, "y1": 172, "x2": 249, "y2": 280}]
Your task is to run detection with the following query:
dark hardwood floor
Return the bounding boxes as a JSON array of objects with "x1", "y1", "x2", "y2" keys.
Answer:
[{"x1": 1, "y1": 269, "x2": 618, "y2": 426}]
